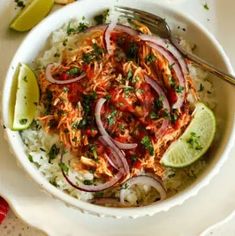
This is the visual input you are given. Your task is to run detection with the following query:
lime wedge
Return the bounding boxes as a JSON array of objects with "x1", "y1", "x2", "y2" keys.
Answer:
[
  {"x1": 12, "y1": 63, "x2": 39, "y2": 130},
  {"x1": 10, "y1": 0, "x2": 54, "y2": 32},
  {"x1": 160, "y1": 103, "x2": 216, "y2": 168}
]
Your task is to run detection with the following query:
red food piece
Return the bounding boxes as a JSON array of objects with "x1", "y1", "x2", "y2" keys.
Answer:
[
  {"x1": 168, "y1": 88, "x2": 177, "y2": 104},
  {"x1": 133, "y1": 159, "x2": 142, "y2": 169},
  {"x1": 0, "y1": 197, "x2": 9, "y2": 224},
  {"x1": 67, "y1": 83, "x2": 83, "y2": 104},
  {"x1": 60, "y1": 72, "x2": 69, "y2": 81},
  {"x1": 85, "y1": 128, "x2": 98, "y2": 137}
]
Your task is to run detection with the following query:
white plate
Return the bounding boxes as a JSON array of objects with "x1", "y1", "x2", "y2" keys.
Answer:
[{"x1": 1, "y1": 0, "x2": 235, "y2": 235}]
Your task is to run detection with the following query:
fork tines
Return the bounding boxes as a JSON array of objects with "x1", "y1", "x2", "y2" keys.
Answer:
[{"x1": 115, "y1": 6, "x2": 164, "y2": 29}]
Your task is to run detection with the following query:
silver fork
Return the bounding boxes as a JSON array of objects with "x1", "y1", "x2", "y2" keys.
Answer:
[{"x1": 115, "y1": 6, "x2": 235, "y2": 86}]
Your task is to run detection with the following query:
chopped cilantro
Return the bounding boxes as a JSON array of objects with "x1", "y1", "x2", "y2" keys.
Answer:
[
  {"x1": 44, "y1": 88, "x2": 53, "y2": 115},
  {"x1": 94, "y1": 9, "x2": 110, "y2": 25},
  {"x1": 48, "y1": 144, "x2": 60, "y2": 163},
  {"x1": 132, "y1": 76, "x2": 140, "y2": 83},
  {"x1": 49, "y1": 178, "x2": 58, "y2": 187},
  {"x1": 186, "y1": 132, "x2": 203, "y2": 150},
  {"x1": 175, "y1": 85, "x2": 184, "y2": 93},
  {"x1": 141, "y1": 136, "x2": 154, "y2": 155},
  {"x1": 28, "y1": 154, "x2": 33, "y2": 163},
  {"x1": 199, "y1": 83, "x2": 204, "y2": 92},
  {"x1": 105, "y1": 94, "x2": 111, "y2": 100},
  {"x1": 118, "y1": 123, "x2": 125, "y2": 132},
  {"x1": 169, "y1": 63, "x2": 175, "y2": 70},
  {"x1": 203, "y1": 3, "x2": 209, "y2": 10},
  {"x1": 77, "y1": 92, "x2": 97, "y2": 129},
  {"x1": 59, "y1": 162, "x2": 69, "y2": 175},
  {"x1": 127, "y1": 70, "x2": 133, "y2": 81},
  {"x1": 170, "y1": 112, "x2": 178, "y2": 122},
  {"x1": 82, "y1": 43, "x2": 103, "y2": 64},
  {"x1": 169, "y1": 76, "x2": 176, "y2": 87},
  {"x1": 121, "y1": 183, "x2": 129, "y2": 190},
  {"x1": 93, "y1": 43, "x2": 103, "y2": 56},
  {"x1": 89, "y1": 144, "x2": 98, "y2": 160},
  {"x1": 82, "y1": 92, "x2": 97, "y2": 114},
  {"x1": 66, "y1": 67, "x2": 81, "y2": 76},
  {"x1": 136, "y1": 88, "x2": 144, "y2": 94},
  {"x1": 30, "y1": 119, "x2": 41, "y2": 130},
  {"x1": 145, "y1": 53, "x2": 156, "y2": 65},
  {"x1": 154, "y1": 97, "x2": 163, "y2": 109},
  {"x1": 107, "y1": 110, "x2": 117, "y2": 126},
  {"x1": 130, "y1": 155, "x2": 137, "y2": 162},
  {"x1": 126, "y1": 42, "x2": 138, "y2": 60},
  {"x1": 77, "y1": 22, "x2": 88, "y2": 32},
  {"x1": 150, "y1": 112, "x2": 158, "y2": 120},
  {"x1": 83, "y1": 179, "x2": 93, "y2": 185},
  {"x1": 162, "y1": 109, "x2": 170, "y2": 119},
  {"x1": 124, "y1": 86, "x2": 134, "y2": 97},
  {"x1": 19, "y1": 118, "x2": 27, "y2": 125},
  {"x1": 67, "y1": 23, "x2": 75, "y2": 34},
  {"x1": 45, "y1": 88, "x2": 53, "y2": 101},
  {"x1": 14, "y1": 0, "x2": 25, "y2": 8},
  {"x1": 28, "y1": 154, "x2": 41, "y2": 168},
  {"x1": 67, "y1": 22, "x2": 88, "y2": 35},
  {"x1": 75, "y1": 119, "x2": 87, "y2": 129},
  {"x1": 82, "y1": 53, "x2": 94, "y2": 64}
]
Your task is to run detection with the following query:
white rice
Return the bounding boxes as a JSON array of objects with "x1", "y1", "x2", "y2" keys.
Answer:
[{"x1": 21, "y1": 19, "x2": 215, "y2": 205}]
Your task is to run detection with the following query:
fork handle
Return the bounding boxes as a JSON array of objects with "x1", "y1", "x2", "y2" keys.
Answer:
[{"x1": 185, "y1": 52, "x2": 235, "y2": 86}]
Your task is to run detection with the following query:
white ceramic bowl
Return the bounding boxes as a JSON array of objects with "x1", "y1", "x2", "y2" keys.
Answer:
[{"x1": 2, "y1": 0, "x2": 235, "y2": 218}]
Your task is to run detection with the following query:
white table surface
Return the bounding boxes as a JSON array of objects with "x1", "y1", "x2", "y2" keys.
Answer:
[{"x1": 0, "y1": 0, "x2": 235, "y2": 235}]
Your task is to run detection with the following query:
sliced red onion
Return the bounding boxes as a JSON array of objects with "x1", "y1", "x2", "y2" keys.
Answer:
[
  {"x1": 60, "y1": 154, "x2": 123, "y2": 192},
  {"x1": 100, "y1": 135, "x2": 130, "y2": 176},
  {"x1": 146, "y1": 42, "x2": 185, "y2": 109},
  {"x1": 104, "y1": 153, "x2": 119, "y2": 170},
  {"x1": 120, "y1": 175, "x2": 166, "y2": 205},
  {"x1": 95, "y1": 98, "x2": 137, "y2": 150},
  {"x1": 140, "y1": 34, "x2": 187, "y2": 109},
  {"x1": 45, "y1": 63, "x2": 86, "y2": 85},
  {"x1": 139, "y1": 34, "x2": 188, "y2": 74},
  {"x1": 104, "y1": 20, "x2": 117, "y2": 55},
  {"x1": 99, "y1": 136, "x2": 123, "y2": 170},
  {"x1": 145, "y1": 75, "x2": 170, "y2": 135},
  {"x1": 114, "y1": 24, "x2": 138, "y2": 36},
  {"x1": 113, "y1": 140, "x2": 137, "y2": 150},
  {"x1": 104, "y1": 23, "x2": 138, "y2": 55},
  {"x1": 145, "y1": 75, "x2": 170, "y2": 111}
]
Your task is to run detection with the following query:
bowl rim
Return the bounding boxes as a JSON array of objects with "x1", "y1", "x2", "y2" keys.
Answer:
[{"x1": 2, "y1": 0, "x2": 235, "y2": 218}]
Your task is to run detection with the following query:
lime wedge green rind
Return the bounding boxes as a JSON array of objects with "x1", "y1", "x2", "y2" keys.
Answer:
[
  {"x1": 160, "y1": 103, "x2": 216, "y2": 168},
  {"x1": 12, "y1": 63, "x2": 39, "y2": 131},
  {"x1": 10, "y1": 0, "x2": 54, "y2": 32}
]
